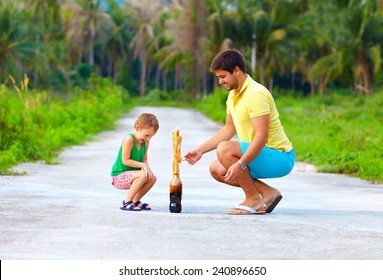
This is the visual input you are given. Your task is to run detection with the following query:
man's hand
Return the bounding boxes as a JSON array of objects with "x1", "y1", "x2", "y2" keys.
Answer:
[
  {"x1": 184, "y1": 149, "x2": 203, "y2": 165},
  {"x1": 224, "y1": 161, "x2": 243, "y2": 183}
]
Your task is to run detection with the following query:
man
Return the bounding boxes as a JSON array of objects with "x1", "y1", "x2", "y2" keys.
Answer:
[{"x1": 184, "y1": 49, "x2": 295, "y2": 215}]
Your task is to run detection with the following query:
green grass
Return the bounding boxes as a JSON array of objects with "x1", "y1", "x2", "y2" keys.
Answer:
[
  {"x1": 194, "y1": 88, "x2": 383, "y2": 183},
  {"x1": 0, "y1": 77, "x2": 137, "y2": 174}
]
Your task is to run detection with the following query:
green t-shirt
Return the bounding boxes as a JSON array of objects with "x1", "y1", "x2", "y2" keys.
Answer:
[{"x1": 110, "y1": 133, "x2": 146, "y2": 176}]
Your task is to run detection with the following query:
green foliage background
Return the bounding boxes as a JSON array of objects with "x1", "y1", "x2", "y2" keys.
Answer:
[
  {"x1": 195, "y1": 87, "x2": 383, "y2": 183},
  {"x1": 0, "y1": 77, "x2": 135, "y2": 174},
  {"x1": 1, "y1": 81, "x2": 382, "y2": 183}
]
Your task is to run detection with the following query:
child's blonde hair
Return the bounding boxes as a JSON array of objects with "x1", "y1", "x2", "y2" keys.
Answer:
[{"x1": 134, "y1": 113, "x2": 159, "y2": 132}]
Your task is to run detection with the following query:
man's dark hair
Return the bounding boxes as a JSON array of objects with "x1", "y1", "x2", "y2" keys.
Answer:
[{"x1": 210, "y1": 49, "x2": 247, "y2": 74}]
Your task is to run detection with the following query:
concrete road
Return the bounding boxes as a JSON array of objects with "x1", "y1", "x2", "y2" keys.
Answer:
[{"x1": 1, "y1": 106, "x2": 383, "y2": 260}]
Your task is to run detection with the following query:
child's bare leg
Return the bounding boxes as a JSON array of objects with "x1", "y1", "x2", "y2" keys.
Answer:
[
  {"x1": 133, "y1": 175, "x2": 156, "y2": 203},
  {"x1": 124, "y1": 171, "x2": 147, "y2": 202}
]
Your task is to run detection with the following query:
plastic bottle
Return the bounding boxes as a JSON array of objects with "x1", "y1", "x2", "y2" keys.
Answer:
[{"x1": 169, "y1": 173, "x2": 182, "y2": 213}]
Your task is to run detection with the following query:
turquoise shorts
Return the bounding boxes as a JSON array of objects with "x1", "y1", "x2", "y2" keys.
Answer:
[{"x1": 239, "y1": 141, "x2": 296, "y2": 179}]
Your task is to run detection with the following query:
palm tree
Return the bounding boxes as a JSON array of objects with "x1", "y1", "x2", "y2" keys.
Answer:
[
  {"x1": 233, "y1": 1, "x2": 289, "y2": 88},
  {"x1": 103, "y1": 0, "x2": 131, "y2": 82},
  {"x1": 0, "y1": 2, "x2": 37, "y2": 81},
  {"x1": 345, "y1": 0, "x2": 383, "y2": 94},
  {"x1": 187, "y1": 0, "x2": 207, "y2": 97},
  {"x1": 16, "y1": 0, "x2": 67, "y2": 88},
  {"x1": 127, "y1": 0, "x2": 163, "y2": 97},
  {"x1": 154, "y1": 1, "x2": 190, "y2": 92},
  {"x1": 305, "y1": 0, "x2": 383, "y2": 94},
  {"x1": 204, "y1": 0, "x2": 235, "y2": 91},
  {"x1": 289, "y1": 0, "x2": 337, "y2": 95},
  {"x1": 264, "y1": 32, "x2": 290, "y2": 92},
  {"x1": 153, "y1": 0, "x2": 208, "y2": 97},
  {"x1": 62, "y1": 0, "x2": 115, "y2": 67}
]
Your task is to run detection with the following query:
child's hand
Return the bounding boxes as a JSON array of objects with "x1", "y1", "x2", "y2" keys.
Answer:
[{"x1": 142, "y1": 164, "x2": 154, "y2": 179}]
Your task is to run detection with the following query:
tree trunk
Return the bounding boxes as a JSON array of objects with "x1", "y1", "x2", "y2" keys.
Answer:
[
  {"x1": 89, "y1": 36, "x2": 94, "y2": 66},
  {"x1": 162, "y1": 72, "x2": 167, "y2": 92},
  {"x1": 251, "y1": 33, "x2": 256, "y2": 78},
  {"x1": 291, "y1": 68, "x2": 296, "y2": 93},
  {"x1": 268, "y1": 75, "x2": 274, "y2": 93},
  {"x1": 174, "y1": 67, "x2": 179, "y2": 91},
  {"x1": 258, "y1": 61, "x2": 265, "y2": 85},
  {"x1": 310, "y1": 80, "x2": 315, "y2": 97},
  {"x1": 356, "y1": 52, "x2": 373, "y2": 94},
  {"x1": 140, "y1": 55, "x2": 147, "y2": 97},
  {"x1": 155, "y1": 67, "x2": 161, "y2": 89},
  {"x1": 202, "y1": 68, "x2": 208, "y2": 96},
  {"x1": 113, "y1": 61, "x2": 118, "y2": 83},
  {"x1": 191, "y1": 0, "x2": 206, "y2": 98}
]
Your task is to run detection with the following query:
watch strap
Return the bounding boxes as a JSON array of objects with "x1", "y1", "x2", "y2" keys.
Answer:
[{"x1": 238, "y1": 160, "x2": 247, "y2": 170}]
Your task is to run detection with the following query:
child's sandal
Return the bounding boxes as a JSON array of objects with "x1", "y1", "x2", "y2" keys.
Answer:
[
  {"x1": 134, "y1": 200, "x2": 151, "y2": 210},
  {"x1": 120, "y1": 200, "x2": 141, "y2": 211}
]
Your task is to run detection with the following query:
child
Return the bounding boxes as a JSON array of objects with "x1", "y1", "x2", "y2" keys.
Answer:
[{"x1": 111, "y1": 113, "x2": 159, "y2": 211}]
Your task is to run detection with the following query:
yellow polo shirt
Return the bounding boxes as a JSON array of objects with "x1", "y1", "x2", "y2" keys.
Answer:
[{"x1": 226, "y1": 75, "x2": 293, "y2": 152}]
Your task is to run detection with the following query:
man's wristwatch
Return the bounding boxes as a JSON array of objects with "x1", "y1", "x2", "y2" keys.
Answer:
[{"x1": 238, "y1": 160, "x2": 247, "y2": 171}]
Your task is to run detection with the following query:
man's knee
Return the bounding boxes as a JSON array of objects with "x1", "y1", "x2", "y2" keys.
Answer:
[
  {"x1": 217, "y1": 141, "x2": 240, "y2": 159},
  {"x1": 209, "y1": 160, "x2": 225, "y2": 182},
  {"x1": 209, "y1": 161, "x2": 219, "y2": 177},
  {"x1": 216, "y1": 141, "x2": 230, "y2": 157}
]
